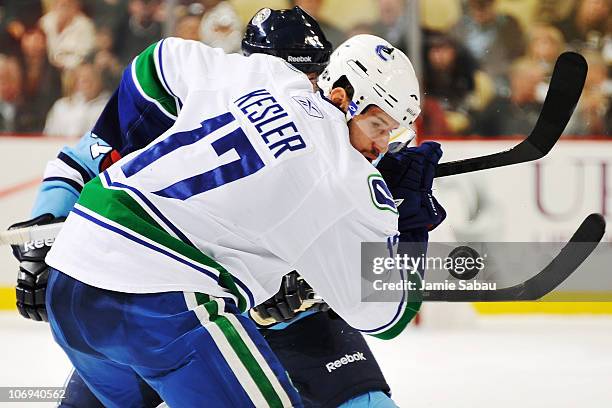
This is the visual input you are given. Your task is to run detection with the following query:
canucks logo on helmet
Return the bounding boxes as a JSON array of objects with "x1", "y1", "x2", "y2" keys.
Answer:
[{"x1": 375, "y1": 45, "x2": 394, "y2": 61}]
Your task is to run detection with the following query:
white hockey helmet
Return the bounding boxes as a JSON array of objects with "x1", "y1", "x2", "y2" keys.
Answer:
[{"x1": 317, "y1": 34, "x2": 421, "y2": 128}]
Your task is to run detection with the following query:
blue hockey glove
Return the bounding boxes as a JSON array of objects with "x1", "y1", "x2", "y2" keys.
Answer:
[{"x1": 377, "y1": 142, "x2": 446, "y2": 238}]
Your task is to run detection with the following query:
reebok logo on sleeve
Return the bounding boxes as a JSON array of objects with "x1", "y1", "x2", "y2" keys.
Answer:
[
  {"x1": 325, "y1": 352, "x2": 367, "y2": 372},
  {"x1": 292, "y1": 96, "x2": 324, "y2": 119}
]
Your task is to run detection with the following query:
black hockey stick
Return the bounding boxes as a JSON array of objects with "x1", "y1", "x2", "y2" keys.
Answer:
[
  {"x1": 422, "y1": 213, "x2": 606, "y2": 301},
  {"x1": 435, "y1": 52, "x2": 587, "y2": 178}
]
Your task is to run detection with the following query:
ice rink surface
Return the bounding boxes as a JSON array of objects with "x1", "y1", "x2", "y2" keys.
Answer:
[{"x1": 1, "y1": 312, "x2": 611, "y2": 407}]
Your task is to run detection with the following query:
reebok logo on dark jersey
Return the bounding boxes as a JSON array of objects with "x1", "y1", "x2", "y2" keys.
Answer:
[{"x1": 325, "y1": 352, "x2": 367, "y2": 372}]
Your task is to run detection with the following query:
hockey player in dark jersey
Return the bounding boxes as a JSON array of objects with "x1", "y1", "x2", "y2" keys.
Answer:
[{"x1": 9, "y1": 7, "x2": 444, "y2": 408}]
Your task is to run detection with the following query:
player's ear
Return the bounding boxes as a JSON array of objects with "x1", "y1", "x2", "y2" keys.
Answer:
[{"x1": 328, "y1": 87, "x2": 350, "y2": 113}]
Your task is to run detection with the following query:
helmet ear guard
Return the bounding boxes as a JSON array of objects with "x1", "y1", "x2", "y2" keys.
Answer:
[{"x1": 317, "y1": 34, "x2": 421, "y2": 128}]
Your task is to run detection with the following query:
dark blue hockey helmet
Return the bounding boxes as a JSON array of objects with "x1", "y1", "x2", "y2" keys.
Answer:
[{"x1": 242, "y1": 6, "x2": 332, "y2": 75}]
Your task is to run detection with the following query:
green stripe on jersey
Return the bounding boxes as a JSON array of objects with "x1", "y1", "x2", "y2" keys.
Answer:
[
  {"x1": 195, "y1": 292, "x2": 210, "y2": 306},
  {"x1": 134, "y1": 42, "x2": 178, "y2": 116},
  {"x1": 203, "y1": 300, "x2": 285, "y2": 408},
  {"x1": 371, "y1": 272, "x2": 423, "y2": 340},
  {"x1": 77, "y1": 177, "x2": 247, "y2": 311}
]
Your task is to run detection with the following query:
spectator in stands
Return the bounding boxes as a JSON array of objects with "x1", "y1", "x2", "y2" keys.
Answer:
[
  {"x1": 87, "y1": 0, "x2": 129, "y2": 35},
  {"x1": 536, "y1": 0, "x2": 576, "y2": 25},
  {"x1": 424, "y1": 31, "x2": 478, "y2": 134},
  {"x1": 451, "y1": 0, "x2": 525, "y2": 92},
  {"x1": 525, "y1": 23, "x2": 567, "y2": 74},
  {"x1": 17, "y1": 28, "x2": 63, "y2": 133},
  {"x1": 293, "y1": 0, "x2": 345, "y2": 47},
  {"x1": 416, "y1": 96, "x2": 452, "y2": 137},
  {"x1": 87, "y1": 26, "x2": 123, "y2": 92},
  {"x1": 473, "y1": 58, "x2": 545, "y2": 136},
  {"x1": 372, "y1": 0, "x2": 409, "y2": 52},
  {"x1": 44, "y1": 63, "x2": 110, "y2": 138},
  {"x1": 0, "y1": 7, "x2": 20, "y2": 57},
  {"x1": 115, "y1": 0, "x2": 163, "y2": 64},
  {"x1": 39, "y1": 0, "x2": 96, "y2": 70},
  {"x1": 346, "y1": 23, "x2": 375, "y2": 38},
  {"x1": 0, "y1": 55, "x2": 24, "y2": 133},
  {"x1": 565, "y1": 51, "x2": 612, "y2": 136},
  {"x1": 198, "y1": 0, "x2": 242, "y2": 53},
  {"x1": 555, "y1": 0, "x2": 611, "y2": 51},
  {"x1": 0, "y1": 0, "x2": 44, "y2": 57},
  {"x1": 176, "y1": 13, "x2": 202, "y2": 41}
]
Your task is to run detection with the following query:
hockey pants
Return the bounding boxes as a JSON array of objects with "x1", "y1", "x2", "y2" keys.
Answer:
[{"x1": 46, "y1": 268, "x2": 302, "y2": 408}]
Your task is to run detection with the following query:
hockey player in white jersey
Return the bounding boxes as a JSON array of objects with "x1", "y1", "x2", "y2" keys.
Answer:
[
  {"x1": 5, "y1": 8, "x2": 445, "y2": 408},
  {"x1": 42, "y1": 34, "x2": 421, "y2": 407},
  {"x1": 41, "y1": 34, "x2": 422, "y2": 406},
  {"x1": 6, "y1": 9, "x2": 446, "y2": 408}
]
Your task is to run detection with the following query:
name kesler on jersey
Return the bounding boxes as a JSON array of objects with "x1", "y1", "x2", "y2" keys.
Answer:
[
  {"x1": 368, "y1": 174, "x2": 397, "y2": 213},
  {"x1": 234, "y1": 88, "x2": 307, "y2": 159}
]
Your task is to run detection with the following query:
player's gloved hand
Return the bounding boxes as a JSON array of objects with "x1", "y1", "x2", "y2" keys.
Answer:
[
  {"x1": 249, "y1": 271, "x2": 329, "y2": 327},
  {"x1": 377, "y1": 142, "x2": 446, "y2": 235},
  {"x1": 9, "y1": 214, "x2": 65, "y2": 322}
]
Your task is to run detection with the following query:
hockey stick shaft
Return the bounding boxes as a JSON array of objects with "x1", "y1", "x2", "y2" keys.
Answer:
[
  {"x1": 435, "y1": 52, "x2": 587, "y2": 178},
  {"x1": 0, "y1": 223, "x2": 63, "y2": 246}
]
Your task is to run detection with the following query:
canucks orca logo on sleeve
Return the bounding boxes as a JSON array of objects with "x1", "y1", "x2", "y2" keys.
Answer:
[
  {"x1": 368, "y1": 174, "x2": 397, "y2": 214},
  {"x1": 292, "y1": 96, "x2": 324, "y2": 119}
]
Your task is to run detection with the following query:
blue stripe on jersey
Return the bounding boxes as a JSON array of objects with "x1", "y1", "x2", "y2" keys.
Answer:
[
  {"x1": 102, "y1": 171, "x2": 194, "y2": 247},
  {"x1": 114, "y1": 62, "x2": 176, "y2": 155},
  {"x1": 101, "y1": 171, "x2": 255, "y2": 309},
  {"x1": 157, "y1": 40, "x2": 183, "y2": 109},
  {"x1": 152, "y1": 126, "x2": 265, "y2": 200},
  {"x1": 71, "y1": 206, "x2": 222, "y2": 284},
  {"x1": 121, "y1": 112, "x2": 235, "y2": 177}
]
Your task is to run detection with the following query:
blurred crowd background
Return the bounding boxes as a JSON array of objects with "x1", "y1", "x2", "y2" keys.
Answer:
[{"x1": 0, "y1": 0, "x2": 610, "y2": 138}]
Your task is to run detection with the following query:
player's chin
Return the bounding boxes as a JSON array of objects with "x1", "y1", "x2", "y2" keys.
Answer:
[{"x1": 362, "y1": 152, "x2": 377, "y2": 161}]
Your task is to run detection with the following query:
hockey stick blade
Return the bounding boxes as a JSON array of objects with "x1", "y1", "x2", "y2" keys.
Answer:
[
  {"x1": 435, "y1": 52, "x2": 587, "y2": 178},
  {"x1": 422, "y1": 213, "x2": 606, "y2": 301}
]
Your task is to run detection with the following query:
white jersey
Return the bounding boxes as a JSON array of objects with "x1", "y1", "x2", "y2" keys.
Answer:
[{"x1": 47, "y1": 38, "x2": 416, "y2": 338}]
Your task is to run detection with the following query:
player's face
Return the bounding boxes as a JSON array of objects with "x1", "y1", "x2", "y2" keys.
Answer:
[
  {"x1": 348, "y1": 106, "x2": 399, "y2": 161},
  {"x1": 306, "y1": 72, "x2": 319, "y2": 90}
]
